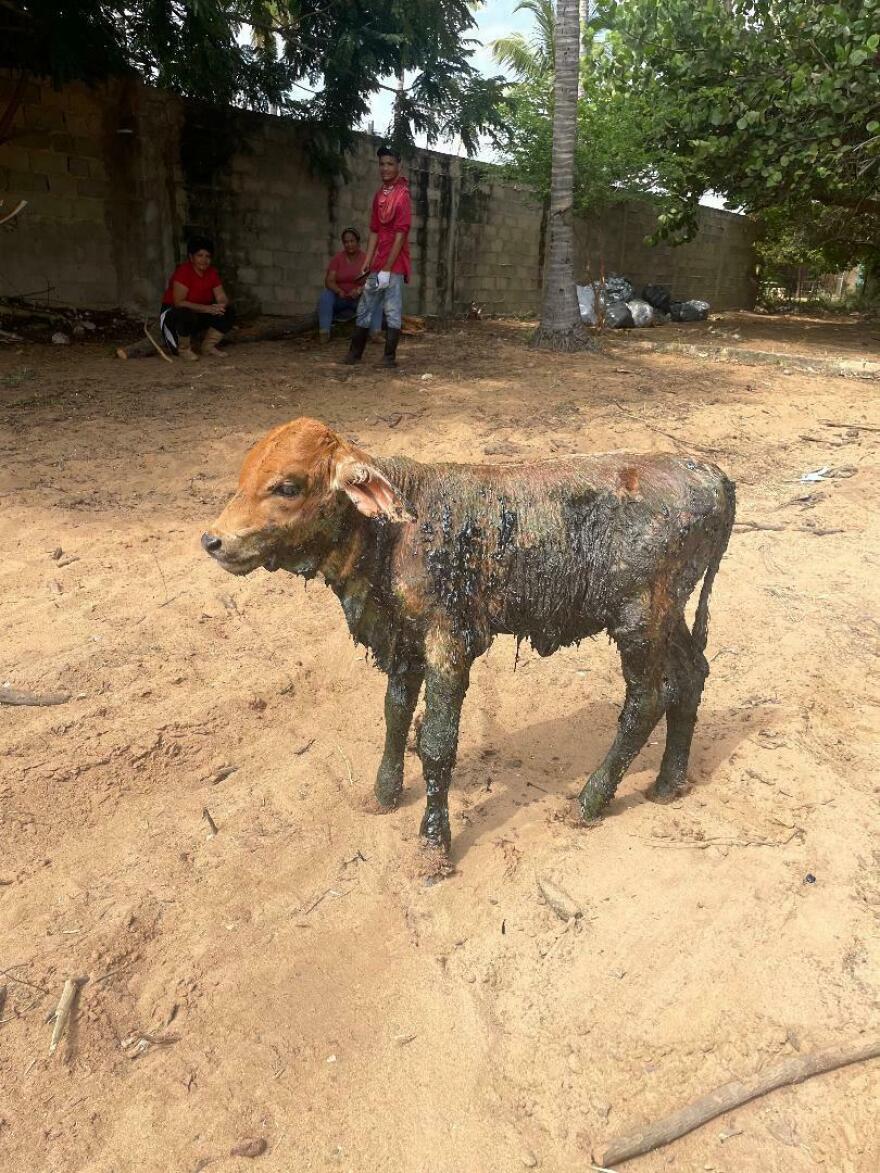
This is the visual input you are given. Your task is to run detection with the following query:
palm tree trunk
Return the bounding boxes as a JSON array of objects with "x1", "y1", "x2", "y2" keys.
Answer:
[
  {"x1": 577, "y1": 0, "x2": 589, "y2": 103},
  {"x1": 533, "y1": 0, "x2": 591, "y2": 349}
]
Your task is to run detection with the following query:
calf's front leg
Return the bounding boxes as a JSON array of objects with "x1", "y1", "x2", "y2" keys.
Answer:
[
  {"x1": 375, "y1": 669, "x2": 423, "y2": 808},
  {"x1": 417, "y1": 661, "x2": 470, "y2": 852}
]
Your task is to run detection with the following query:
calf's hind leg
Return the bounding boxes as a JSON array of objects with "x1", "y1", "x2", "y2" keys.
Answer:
[
  {"x1": 578, "y1": 621, "x2": 672, "y2": 821},
  {"x1": 417, "y1": 660, "x2": 470, "y2": 852},
  {"x1": 375, "y1": 669, "x2": 423, "y2": 808},
  {"x1": 650, "y1": 620, "x2": 708, "y2": 802}
]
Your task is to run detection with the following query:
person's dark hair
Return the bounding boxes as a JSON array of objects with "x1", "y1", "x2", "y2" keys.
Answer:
[
  {"x1": 376, "y1": 144, "x2": 401, "y2": 162},
  {"x1": 341, "y1": 227, "x2": 360, "y2": 242},
  {"x1": 187, "y1": 235, "x2": 214, "y2": 257}
]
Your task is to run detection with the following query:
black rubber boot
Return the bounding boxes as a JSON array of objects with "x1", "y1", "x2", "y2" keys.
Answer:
[
  {"x1": 381, "y1": 328, "x2": 401, "y2": 368},
  {"x1": 342, "y1": 326, "x2": 370, "y2": 365}
]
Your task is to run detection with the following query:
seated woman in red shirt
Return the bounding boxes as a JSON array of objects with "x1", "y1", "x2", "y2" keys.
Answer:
[
  {"x1": 318, "y1": 228, "x2": 381, "y2": 342},
  {"x1": 160, "y1": 236, "x2": 234, "y2": 361}
]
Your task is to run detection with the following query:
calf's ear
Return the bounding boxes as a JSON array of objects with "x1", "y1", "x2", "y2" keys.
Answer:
[{"x1": 333, "y1": 459, "x2": 415, "y2": 523}]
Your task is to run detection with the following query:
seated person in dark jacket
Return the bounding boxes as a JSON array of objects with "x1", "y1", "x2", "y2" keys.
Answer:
[{"x1": 160, "y1": 236, "x2": 234, "y2": 361}]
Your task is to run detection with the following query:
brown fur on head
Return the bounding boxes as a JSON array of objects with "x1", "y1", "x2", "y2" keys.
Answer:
[{"x1": 202, "y1": 417, "x2": 414, "y2": 575}]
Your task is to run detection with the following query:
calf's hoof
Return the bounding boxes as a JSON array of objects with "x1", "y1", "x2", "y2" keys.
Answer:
[
  {"x1": 647, "y1": 779, "x2": 692, "y2": 805},
  {"x1": 374, "y1": 770, "x2": 403, "y2": 810},
  {"x1": 419, "y1": 809, "x2": 451, "y2": 854},
  {"x1": 577, "y1": 779, "x2": 613, "y2": 823}
]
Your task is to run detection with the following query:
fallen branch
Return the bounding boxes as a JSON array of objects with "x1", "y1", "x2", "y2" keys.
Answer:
[
  {"x1": 600, "y1": 1037, "x2": 880, "y2": 1167},
  {"x1": 48, "y1": 977, "x2": 85, "y2": 1056},
  {"x1": 0, "y1": 687, "x2": 70, "y2": 707},
  {"x1": 202, "y1": 808, "x2": 218, "y2": 836}
]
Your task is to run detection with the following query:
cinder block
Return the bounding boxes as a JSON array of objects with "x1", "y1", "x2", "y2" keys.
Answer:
[
  {"x1": 3, "y1": 170, "x2": 50, "y2": 195},
  {"x1": 0, "y1": 145, "x2": 30, "y2": 171},
  {"x1": 47, "y1": 173, "x2": 78, "y2": 197},
  {"x1": 24, "y1": 105, "x2": 65, "y2": 132}
]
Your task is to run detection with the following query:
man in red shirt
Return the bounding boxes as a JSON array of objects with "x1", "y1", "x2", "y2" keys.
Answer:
[
  {"x1": 344, "y1": 145, "x2": 412, "y2": 368},
  {"x1": 160, "y1": 236, "x2": 234, "y2": 361}
]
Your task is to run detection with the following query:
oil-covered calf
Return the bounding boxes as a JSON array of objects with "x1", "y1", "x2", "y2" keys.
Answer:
[{"x1": 202, "y1": 418, "x2": 735, "y2": 854}]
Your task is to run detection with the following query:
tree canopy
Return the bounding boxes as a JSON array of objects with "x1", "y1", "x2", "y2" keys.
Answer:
[
  {"x1": 492, "y1": 0, "x2": 674, "y2": 215},
  {"x1": 596, "y1": 0, "x2": 880, "y2": 271},
  {"x1": 2, "y1": 1, "x2": 504, "y2": 167}
]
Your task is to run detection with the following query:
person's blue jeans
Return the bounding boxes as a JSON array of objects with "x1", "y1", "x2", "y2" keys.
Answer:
[
  {"x1": 357, "y1": 272, "x2": 404, "y2": 330},
  {"x1": 318, "y1": 290, "x2": 383, "y2": 333}
]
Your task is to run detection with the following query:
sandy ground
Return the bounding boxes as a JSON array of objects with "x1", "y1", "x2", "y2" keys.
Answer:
[
  {"x1": 1, "y1": 316, "x2": 879, "y2": 1173},
  {"x1": 660, "y1": 309, "x2": 880, "y2": 361}
]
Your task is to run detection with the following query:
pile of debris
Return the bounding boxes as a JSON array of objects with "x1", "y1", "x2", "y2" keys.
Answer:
[
  {"x1": 577, "y1": 276, "x2": 710, "y2": 330},
  {"x1": 0, "y1": 297, "x2": 136, "y2": 346}
]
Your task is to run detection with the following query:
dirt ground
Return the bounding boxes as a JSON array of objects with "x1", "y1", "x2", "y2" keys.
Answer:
[
  {"x1": 1, "y1": 314, "x2": 879, "y2": 1173},
  {"x1": 660, "y1": 308, "x2": 880, "y2": 361}
]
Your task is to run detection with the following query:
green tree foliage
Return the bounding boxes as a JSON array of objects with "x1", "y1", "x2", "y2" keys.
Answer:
[
  {"x1": 492, "y1": 1, "x2": 677, "y2": 214},
  {"x1": 597, "y1": 0, "x2": 880, "y2": 270},
  {"x1": 2, "y1": 1, "x2": 504, "y2": 167},
  {"x1": 492, "y1": 0, "x2": 556, "y2": 81}
]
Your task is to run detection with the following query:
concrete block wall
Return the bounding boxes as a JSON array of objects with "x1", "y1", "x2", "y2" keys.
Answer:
[
  {"x1": 0, "y1": 74, "x2": 118, "y2": 306},
  {"x1": 1, "y1": 72, "x2": 757, "y2": 317},
  {"x1": 574, "y1": 200, "x2": 759, "y2": 309}
]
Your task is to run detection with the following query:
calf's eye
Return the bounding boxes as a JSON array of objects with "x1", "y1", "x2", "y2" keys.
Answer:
[{"x1": 274, "y1": 482, "x2": 302, "y2": 498}]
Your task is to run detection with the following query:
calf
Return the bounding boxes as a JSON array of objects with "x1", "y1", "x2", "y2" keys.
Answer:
[{"x1": 202, "y1": 418, "x2": 735, "y2": 854}]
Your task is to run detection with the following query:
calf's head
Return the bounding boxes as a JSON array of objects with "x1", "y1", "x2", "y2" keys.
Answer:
[{"x1": 201, "y1": 417, "x2": 414, "y2": 576}]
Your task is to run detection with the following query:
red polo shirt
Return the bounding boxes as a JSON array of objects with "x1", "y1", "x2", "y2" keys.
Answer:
[
  {"x1": 327, "y1": 249, "x2": 367, "y2": 298},
  {"x1": 370, "y1": 176, "x2": 412, "y2": 282},
  {"x1": 162, "y1": 261, "x2": 222, "y2": 307}
]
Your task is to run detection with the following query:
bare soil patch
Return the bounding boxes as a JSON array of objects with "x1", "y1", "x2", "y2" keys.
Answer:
[
  {"x1": 656, "y1": 308, "x2": 880, "y2": 362},
  {"x1": 1, "y1": 317, "x2": 878, "y2": 1172}
]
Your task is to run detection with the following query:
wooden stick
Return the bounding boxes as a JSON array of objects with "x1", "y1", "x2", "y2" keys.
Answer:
[
  {"x1": 537, "y1": 875, "x2": 583, "y2": 922},
  {"x1": 143, "y1": 319, "x2": 174, "y2": 364},
  {"x1": 601, "y1": 1038, "x2": 880, "y2": 1167},
  {"x1": 48, "y1": 978, "x2": 84, "y2": 1056},
  {"x1": 819, "y1": 419, "x2": 880, "y2": 433},
  {"x1": 0, "y1": 686, "x2": 70, "y2": 707},
  {"x1": 0, "y1": 199, "x2": 27, "y2": 226}
]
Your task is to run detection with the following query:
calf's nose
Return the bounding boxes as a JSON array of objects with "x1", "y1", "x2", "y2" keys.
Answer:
[{"x1": 201, "y1": 532, "x2": 223, "y2": 555}]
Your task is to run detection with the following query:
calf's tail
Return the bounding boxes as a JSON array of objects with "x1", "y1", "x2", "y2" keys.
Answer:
[{"x1": 692, "y1": 474, "x2": 736, "y2": 654}]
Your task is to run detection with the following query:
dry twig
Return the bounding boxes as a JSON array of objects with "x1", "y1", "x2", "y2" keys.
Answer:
[
  {"x1": 48, "y1": 978, "x2": 84, "y2": 1056},
  {"x1": 335, "y1": 743, "x2": 355, "y2": 785}
]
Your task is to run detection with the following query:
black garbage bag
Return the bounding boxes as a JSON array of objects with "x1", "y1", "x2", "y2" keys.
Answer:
[
  {"x1": 642, "y1": 284, "x2": 672, "y2": 313},
  {"x1": 604, "y1": 275, "x2": 634, "y2": 305},
  {"x1": 604, "y1": 302, "x2": 634, "y2": 329},
  {"x1": 670, "y1": 299, "x2": 710, "y2": 322}
]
